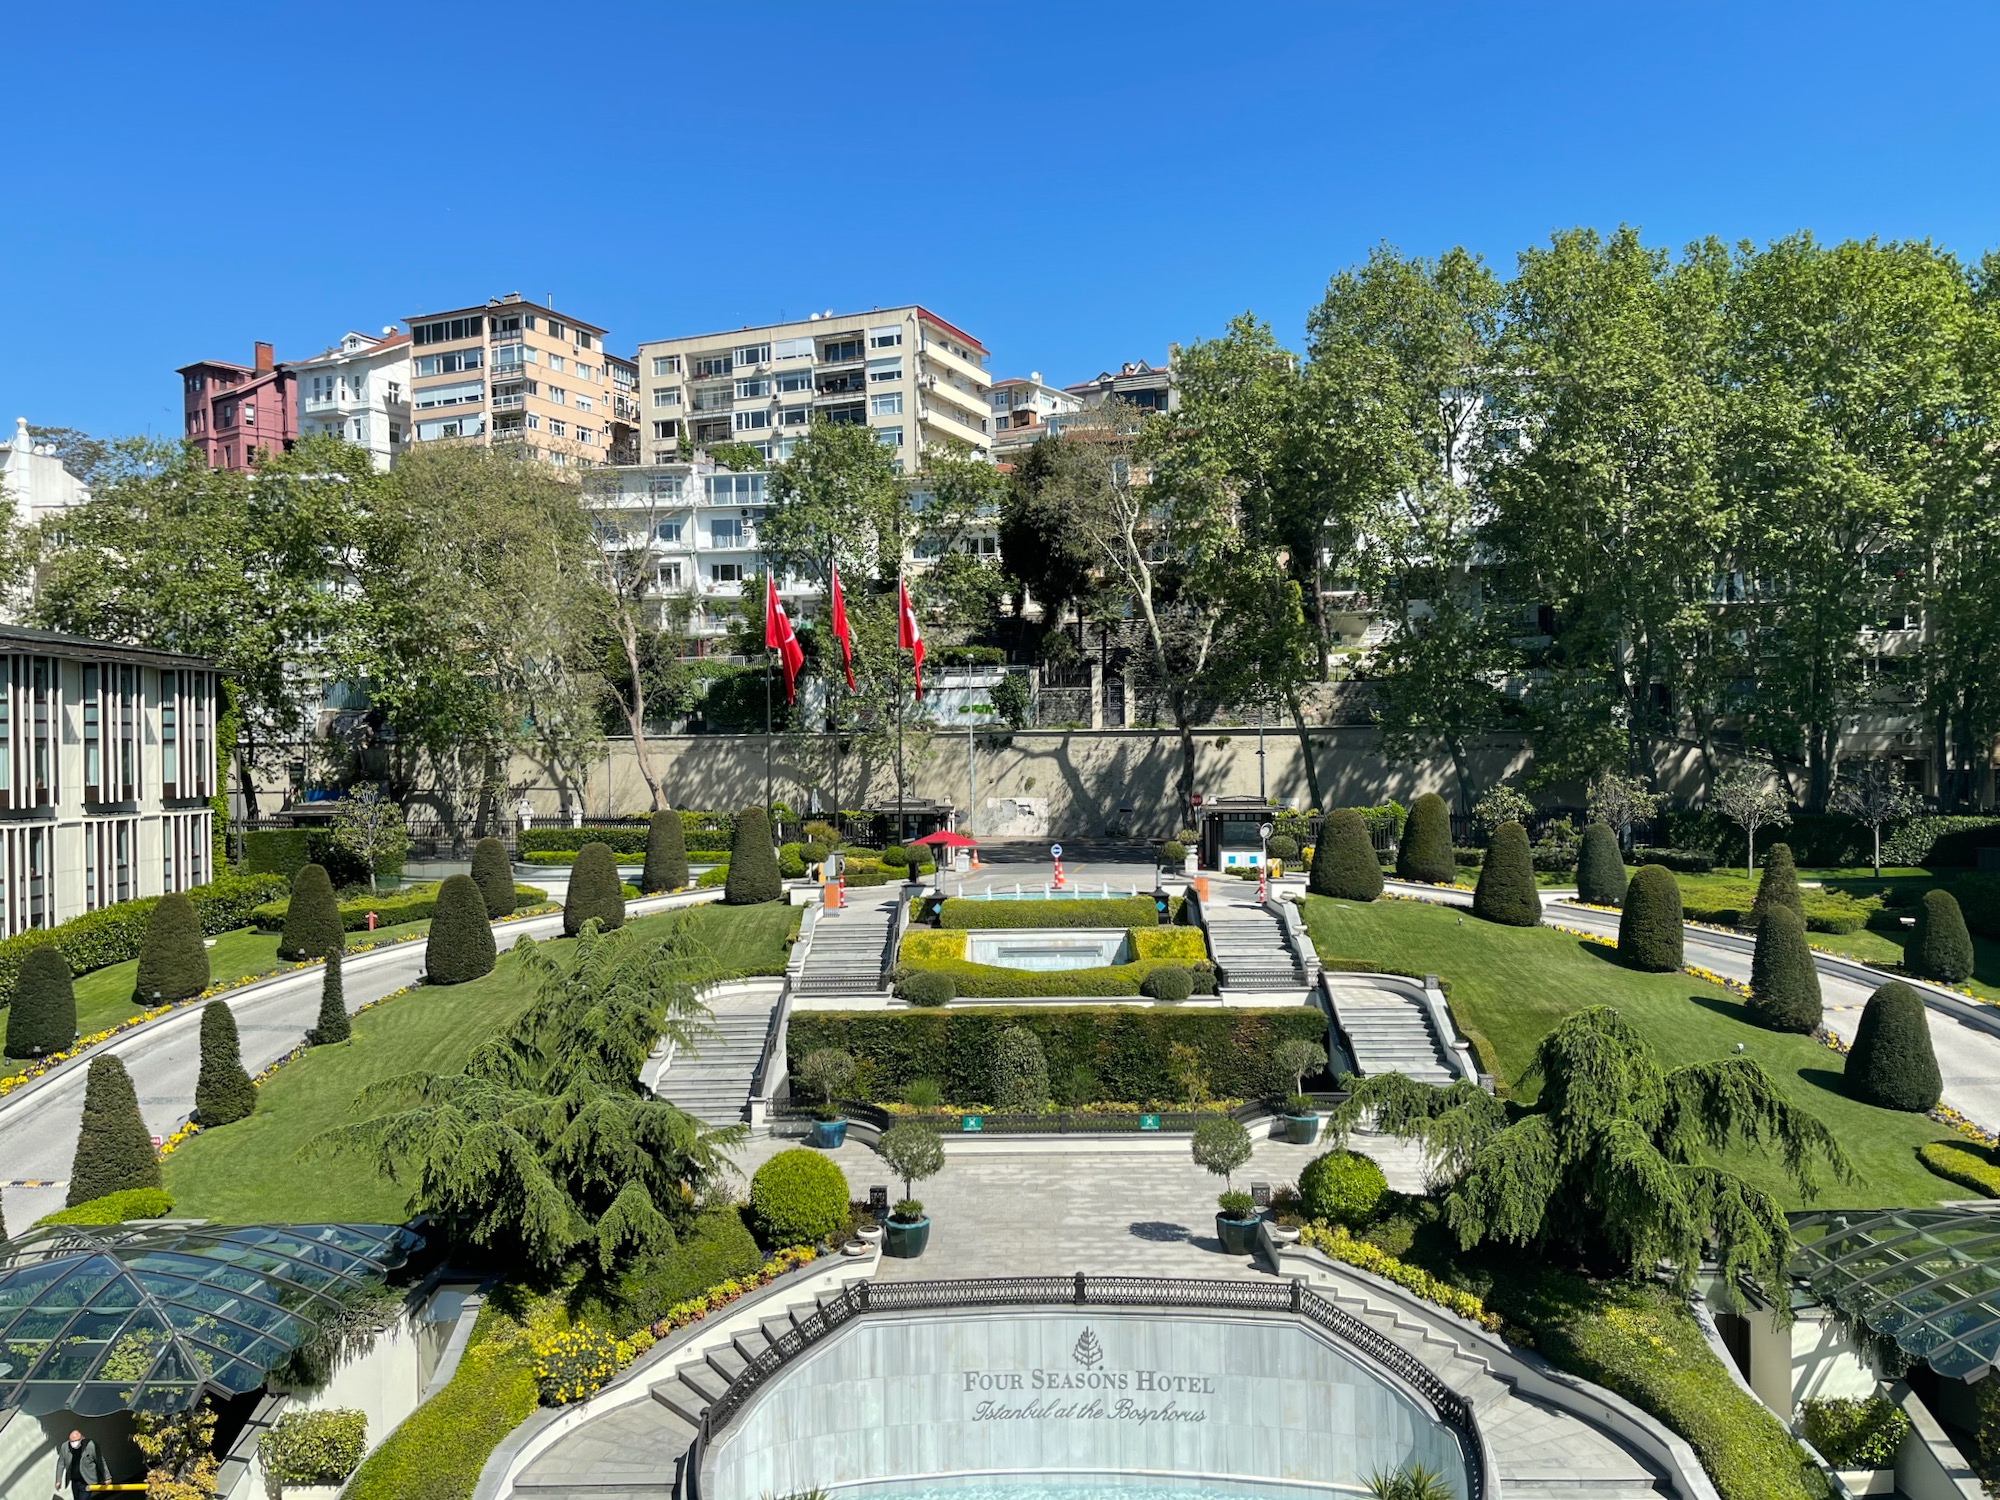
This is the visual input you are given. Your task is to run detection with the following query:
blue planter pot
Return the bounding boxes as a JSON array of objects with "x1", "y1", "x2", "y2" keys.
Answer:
[
  {"x1": 883, "y1": 1216, "x2": 931, "y2": 1258},
  {"x1": 809, "y1": 1118, "x2": 848, "y2": 1149},
  {"x1": 1215, "y1": 1214, "x2": 1260, "y2": 1255},
  {"x1": 1282, "y1": 1113, "x2": 1320, "y2": 1145}
]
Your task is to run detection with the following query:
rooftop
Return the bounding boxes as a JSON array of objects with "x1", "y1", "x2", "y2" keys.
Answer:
[{"x1": 0, "y1": 624, "x2": 217, "y2": 670}]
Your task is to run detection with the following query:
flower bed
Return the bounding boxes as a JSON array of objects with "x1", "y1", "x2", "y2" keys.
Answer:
[{"x1": 1298, "y1": 1222, "x2": 1502, "y2": 1331}]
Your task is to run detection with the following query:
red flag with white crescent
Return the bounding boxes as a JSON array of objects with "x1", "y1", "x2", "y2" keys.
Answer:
[
  {"x1": 829, "y1": 563, "x2": 856, "y2": 692},
  {"x1": 897, "y1": 578, "x2": 924, "y2": 701},
  {"x1": 765, "y1": 574, "x2": 805, "y2": 703}
]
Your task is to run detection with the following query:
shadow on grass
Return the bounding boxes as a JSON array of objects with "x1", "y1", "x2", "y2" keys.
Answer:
[
  {"x1": 1687, "y1": 992, "x2": 1755, "y2": 1024},
  {"x1": 1796, "y1": 1065, "x2": 1853, "y2": 1101}
]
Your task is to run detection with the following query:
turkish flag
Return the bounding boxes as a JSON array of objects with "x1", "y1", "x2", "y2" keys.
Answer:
[
  {"x1": 829, "y1": 563, "x2": 856, "y2": 692},
  {"x1": 766, "y1": 574, "x2": 805, "y2": 703},
  {"x1": 897, "y1": 577, "x2": 925, "y2": 701}
]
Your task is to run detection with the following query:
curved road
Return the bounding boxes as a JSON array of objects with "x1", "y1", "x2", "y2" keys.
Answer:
[
  {"x1": 1376, "y1": 879, "x2": 2000, "y2": 1134},
  {"x1": 0, "y1": 891, "x2": 721, "y2": 1229}
]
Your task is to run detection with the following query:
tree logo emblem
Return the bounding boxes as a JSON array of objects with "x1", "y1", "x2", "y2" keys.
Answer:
[{"x1": 1072, "y1": 1329, "x2": 1104, "y2": 1369}]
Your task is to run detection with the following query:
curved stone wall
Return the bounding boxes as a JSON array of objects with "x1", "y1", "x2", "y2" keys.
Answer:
[{"x1": 708, "y1": 1309, "x2": 1469, "y2": 1500}]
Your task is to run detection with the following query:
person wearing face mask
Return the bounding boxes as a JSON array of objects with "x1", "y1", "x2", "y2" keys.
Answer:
[{"x1": 52, "y1": 1428, "x2": 105, "y2": 1500}]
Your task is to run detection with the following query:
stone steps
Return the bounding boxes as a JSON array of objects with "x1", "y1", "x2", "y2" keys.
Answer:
[
  {"x1": 794, "y1": 891, "x2": 901, "y2": 998},
  {"x1": 654, "y1": 1011, "x2": 780, "y2": 1125},
  {"x1": 1202, "y1": 897, "x2": 1308, "y2": 989},
  {"x1": 1333, "y1": 990, "x2": 1454, "y2": 1085}
]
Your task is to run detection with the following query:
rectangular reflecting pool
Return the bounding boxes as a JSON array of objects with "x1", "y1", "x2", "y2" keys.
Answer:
[
  {"x1": 836, "y1": 1475, "x2": 1361, "y2": 1500},
  {"x1": 964, "y1": 930, "x2": 1132, "y2": 971}
]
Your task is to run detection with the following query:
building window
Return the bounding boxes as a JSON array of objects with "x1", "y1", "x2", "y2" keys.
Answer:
[
  {"x1": 711, "y1": 519, "x2": 742, "y2": 547},
  {"x1": 736, "y1": 377, "x2": 770, "y2": 399},
  {"x1": 652, "y1": 387, "x2": 681, "y2": 407},
  {"x1": 734, "y1": 343, "x2": 770, "y2": 366},
  {"x1": 780, "y1": 406, "x2": 810, "y2": 427},
  {"x1": 876, "y1": 425, "x2": 904, "y2": 447},
  {"x1": 868, "y1": 326, "x2": 903, "y2": 349},
  {"x1": 654, "y1": 519, "x2": 683, "y2": 543},
  {"x1": 416, "y1": 415, "x2": 488, "y2": 440},
  {"x1": 705, "y1": 473, "x2": 764, "y2": 503},
  {"x1": 869, "y1": 362, "x2": 902, "y2": 383},
  {"x1": 549, "y1": 419, "x2": 568, "y2": 438},
  {"x1": 389, "y1": 422, "x2": 404, "y2": 444},
  {"x1": 575, "y1": 395, "x2": 593, "y2": 413},
  {"x1": 548, "y1": 387, "x2": 567, "y2": 405},
  {"x1": 871, "y1": 392, "x2": 903, "y2": 417},
  {"x1": 652, "y1": 421, "x2": 674, "y2": 439},
  {"x1": 414, "y1": 379, "x2": 484, "y2": 410},
  {"x1": 820, "y1": 337, "x2": 864, "y2": 363},
  {"x1": 733, "y1": 409, "x2": 771, "y2": 432},
  {"x1": 694, "y1": 355, "x2": 733, "y2": 379},
  {"x1": 776, "y1": 369, "x2": 813, "y2": 394},
  {"x1": 657, "y1": 562, "x2": 683, "y2": 588},
  {"x1": 416, "y1": 350, "x2": 483, "y2": 376},
  {"x1": 575, "y1": 426, "x2": 594, "y2": 444},
  {"x1": 548, "y1": 354, "x2": 565, "y2": 373},
  {"x1": 652, "y1": 355, "x2": 681, "y2": 376},
  {"x1": 710, "y1": 562, "x2": 744, "y2": 583},
  {"x1": 412, "y1": 314, "x2": 484, "y2": 344}
]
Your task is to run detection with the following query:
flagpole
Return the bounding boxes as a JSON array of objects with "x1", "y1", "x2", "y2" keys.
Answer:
[
  {"x1": 896, "y1": 581, "x2": 906, "y2": 850},
  {"x1": 763, "y1": 566, "x2": 774, "y2": 823},
  {"x1": 827, "y1": 545, "x2": 838, "y2": 839}
]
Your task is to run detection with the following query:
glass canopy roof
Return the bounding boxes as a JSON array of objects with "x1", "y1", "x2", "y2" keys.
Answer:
[
  {"x1": 0, "y1": 1222, "x2": 420, "y2": 1416},
  {"x1": 1791, "y1": 1207, "x2": 2000, "y2": 1381}
]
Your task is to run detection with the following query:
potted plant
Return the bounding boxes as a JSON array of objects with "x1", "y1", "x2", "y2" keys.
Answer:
[
  {"x1": 877, "y1": 1121, "x2": 945, "y2": 1259},
  {"x1": 796, "y1": 1048, "x2": 855, "y2": 1149},
  {"x1": 1192, "y1": 1116, "x2": 1257, "y2": 1254},
  {"x1": 1177, "y1": 827, "x2": 1199, "y2": 877},
  {"x1": 1272, "y1": 1038, "x2": 1329, "y2": 1144},
  {"x1": 1266, "y1": 1183, "x2": 1304, "y2": 1246}
]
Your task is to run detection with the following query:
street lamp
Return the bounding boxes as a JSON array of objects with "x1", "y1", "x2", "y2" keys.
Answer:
[{"x1": 957, "y1": 703, "x2": 994, "y2": 836}]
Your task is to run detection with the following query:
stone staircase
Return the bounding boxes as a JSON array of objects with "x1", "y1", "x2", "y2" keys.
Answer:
[
  {"x1": 650, "y1": 1003, "x2": 778, "y2": 1126},
  {"x1": 792, "y1": 888, "x2": 901, "y2": 999},
  {"x1": 1327, "y1": 979, "x2": 1456, "y2": 1086},
  {"x1": 1201, "y1": 890, "x2": 1308, "y2": 991}
]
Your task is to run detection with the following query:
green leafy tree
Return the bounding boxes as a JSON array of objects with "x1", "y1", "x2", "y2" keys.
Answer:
[
  {"x1": 1749, "y1": 843, "x2": 1805, "y2": 926},
  {"x1": 427, "y1": 873, "x2": 498, "y2": 984},
  {"x1": 311, "y1": 947, "x2": 351, "y2": 1045},
  {"x1": 326, "y1": 783, "x2": 406, "y2": 895},
  {"x1": 1330, "y1": 1008, "x2": 1849, "y2": 1294},
  {"x1": 642, "y1": 811, "x2": 688, "y2": 894},
  {"x1": 1191, "y1": 1116, "x2": 1253, "y2": 1195},
  {"x1": 1576, "y1": 823, "x2": 1629, "y2": 906},
  {"x1": 1000, "y1": 435, "x2": 1100, "y2": 626},
  {"x1": 724, "y1": 808, "x2": 782, "y2": 905},
  {"x1": 1273, "y1": 1037, "x2": 1329, "y2": 1098},
  {"x1": 1472, "y1": 782, "x2": 1533, "y2": 838},
  {"x1": 1396, "y1": 792, "x2": 1456, "y2": 885},
  {"x1": 1709, "y1": 770, "x2": 1790, "y2": 877},
  {"x1": 1617, "y1": 865, "x2": 1684, "y2": 972},
  {"x1": 1472, "y1": 822, "x2": 1540, "y2": 926},
  {"x1": 877, "y1": 1121, "x2": 945, "y2": 1203},
  {"x1": 135, "y1": 891, "x2": 209, "y2": 1003},
  {"x1": 470, "y1": 836, "x2": 516, "y2": 918},
  {"x1": 564, "y1": 843, "x2": 627, "y2": 935},
  {"x1": 761, "y1": 418, "x2": 913, "y2": 588},
  {"x1": 1916, "y1": 889, "x2": 1974, "y2": 984},
  {"x1": 279, "y1": 864, "x2": 344, "y2": 961},
  {"x1": 1586, "y1": 771, "x2": 1669, "y2": 851},
  {"x1": 1845, "y1": 981, "x2": 1942, "y2": 1112},
  {"x1": 67, "y1": 1055, "x2": 162, "y2": 1206},
  {"x1": 194, "y1": 1001, "x2": 255, "y2": 1126},
  {"x1": 5, "y1": 946, "x2": 76, "y2": 1058},
  {"x1": 1310, "y1": 809, "x2": 1382, "y2": 900},
  {"x1": 1749, "y1": 907, "x2": 1822, "y2": 1034}
]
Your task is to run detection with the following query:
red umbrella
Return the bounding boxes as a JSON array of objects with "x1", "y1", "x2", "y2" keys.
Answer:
[{"x1": 913, "y1": 831, "x2": 978, "y2": 848}]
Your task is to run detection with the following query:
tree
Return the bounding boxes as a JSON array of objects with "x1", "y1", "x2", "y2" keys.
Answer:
[
  {"x1": 1709, "y1": 770, "x2": 1790, "y2": 877},
  {"x1": 311, "y1": 946, "x2": 350, "y2": 1045},
  {"x1": 761, "y1": 418, "x2": 914, "y2": 587},
  {"x1": 1190, "y1": 1116, "x2": 1253, "y2": 1194},
  {"x1": 67, "y1": 1055, "x2": 162, "y2": 1206},
  {"x1": 1397, "y1": 792, "x2": 1456, "y2": 885},
  {"x1": 795, "y1": 1048, "x2": 855, "y2": 1113},
  {"x1": 326, "y1": 783, "x2": 406, "y2": 896},
  {"x1": 1617, "y1": 865, "x2": 1683, "y2": 972},
  {"x1": 470, "y1": 836, "x2": 517, "y2": 919},
  {"x1": 1831, "y1": 762, "x2": 1923, "y2": 876},
  {"x1": 135, "y1": 892, "x2": 209, "y2": 1003},
  {"x1": 876, "y1": 1121, "x2": 945, "y2": 1204},
  {"x1": 1749, "y1": 907, "x2": 1822, "y2": 1034},
  {"x1": 1273, "y1": 1037, "x2": 1329, "y2": 1097},
  {"x1": 564, "y1": 843, "x2": 627, "y2": 935},
  {"x1": 1916, "y1": 889, "x2": 1975, "y2": 984},
  {"x1": 25, "y1": 423, "x2": 114, "y2": 485},
  {"x1": 279, "y1": 864, "x2": 344, "y2": 961},
  {"x1": 1471, "y1": 782, "x2": 1533, "y2": 839},
  {"x1": 427, "y1": 874, "x2": 498, "y2": 984},
  {"x1": 1472, "y1": 822, "x2": 1540, "y2": 927},
  {"x1": 1750, "y1": 843, "x2": 1805, "y2": 927},
  {"x1": 194, "y1": 1001, "x2": 255, "y2": 1126},
  {"x1": 1000, "y1": 435, "x2": 1100, "y2": 626},
  {"x1": 724, "y1": 807, "x2": 782, "y2": 905},
  {"x1": 1845, "y1": 981, "x2": 1942, "y2": 1112},
  {"x1": 1310, "y1": 808, "x2": 1382, "y2": 900},
  {"x1": 5, "y1": 946, "x2": 76, "y2": 1059},
  {"x1": 1329, "y1": 1007, "x2": 1849, "y2": 1295},
  {"x1": 1576, "y1": 823, "x2": 1629, "y2": 907},
  {"x1": 1587, "y1": 771, "x2": 1668, "y2": 852},
  {"x1": 641, "y1": 811, "x2": 689, "y2": 894}
]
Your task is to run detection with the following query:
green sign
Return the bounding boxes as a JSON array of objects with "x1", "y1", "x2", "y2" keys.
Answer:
[
  {"x1": 961, "y1": 1115, "x2": 983, "y2": 1132},
  {"x1": 1139, "y1": 1114, "x2": 1161, "y2": 1131}
]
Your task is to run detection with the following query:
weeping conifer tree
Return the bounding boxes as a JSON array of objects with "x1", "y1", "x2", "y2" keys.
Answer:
[
  {"x1": 311, "y1": 946, "x2": 351, "y2": 1045},
  {"x1": 194, "y1": 1001, "x2": 256, "y2": 1126},
  {"x1": 1329, "y1": 1006, "x2": 1850, "y2": 1295}
]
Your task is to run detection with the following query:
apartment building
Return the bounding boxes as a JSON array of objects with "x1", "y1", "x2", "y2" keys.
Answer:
[
  {"x1": 287, "y1": 329, "x2": 413, "y2": 471},
  {"x1": 635, "y1": 306, "x2": 992, "y2": 469},
  {"x1": 606, "y1": 353, "x2": 642, "y2": 465},
  {"x1": 988, "y1": 374, "x2": 1081, "y2": 458},
  {"x1": 177, "y1": 342, "x2": 299, "y2": 471},
  {"x1": 0, "y1": 626, "x2": 221, "y2": 939},
  {"x1": 406, "y1": 293, "x2": 618, "y2": 467},
  {"x1": 1064, "y1": 357, "x2": 1178, "y2": 416}
]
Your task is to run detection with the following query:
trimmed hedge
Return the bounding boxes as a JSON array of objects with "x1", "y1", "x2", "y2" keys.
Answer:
[
  {"x1": 251, "y1": 881, "x2": 549, "y2": 934},
  {"x1": 258, "y1": 1409, "x2": 367, "y2": 1488},
  {"x1": 241, "y1": 827, "x2": 403, "y2": 890},
  {"x1": 1845, "y1": 981, "x2": 1942, "y2": 1112},
  {"x1": 1748, "y1": 907, "x2": 1821, "y2": 1034},
  {"x1": 135, "y1": 892, "x2": 210, "y2": 1003},
  {"x1": 991, "y1": 1027, "x2": 1049, "y2": 1109},
  {"x1": 789, "y1": 1007, "x2": 1328, "y2": 1102},
  {"x1": 427, "y1": 875, "x2": 498, "y2": 984},
  {"x1": 279, "y1": 864, "x2": 345, "y2": 960},
  {"x1": 725, "y1": 808, "x2": 783, "y2": 905},
  {"x1": 896, "y1": 971, "x2": 956, "y2": 1007},
  {"x1": 1749, "y1": 844, "x2": 1805, "y2": 926},
  {"x1": 471, "y1": 837, "x2": 516, "y2": 919},
  {"x1": 1473, "y1": 823, "x2": 1540, "y2": 927},
  {"x1": 1918, "y1": 1141, "x2": 2000, "y2": 1198},
  {"x1": 1957, "y1": 874, "x2": 2000, "y2": 943},
  {"x1": 1310, "y1": 809, "x2": 1383, "y2": 901},
  {"x1": 1617, "y1": 865, "x2": 1684, "y2": 972},
  {"x1": 1397, "y1": 793, "x2": 1455, "y2": 885},
  {"x1": 519, "y1": 812, "x2": 738, "y2": 857},
  {"x1": 5, "y1": 946, "x2": 76, "y2": 1059},
  {"x1": 1635, "y1": 847, "x2": 1715, "y2": 875},
  {"x1": 1916, "y1": 889, "x2": 1975, "y2": 983},
  {"x1": 940, "y1": 897, "x2": 1157, "y2": 930},
  {"x1": 1576, "y1": 823, "x2": 1628, "y2": 907},
  {"x1": 67, "y1": 1055, "x2": 161, "y2": 1206},
  {"x1": 1298, "y1": 1149, "x2": 1386, "y2": 1227},
  {"x1": 749, "y1": 1148, "x2": 850, "y2": 1248},
  {"x1": 35, "y1": 1187, "x2": 175, "y2": 1226},
  {"x1": 564, "y1": 843, "x2": 627, "y2": 935},
  {"x1": 643, "y1": 810, "x2": 689, "y2": 894},
  {"x1": 1139, "y1": 966, "x2": 1194, "y2": 1002},
  {"x1": 194, "y1": 1001, "x2": 255, "y2": 1126}
]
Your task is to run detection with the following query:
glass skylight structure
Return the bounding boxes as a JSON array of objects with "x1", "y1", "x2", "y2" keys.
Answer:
[{"x1": 1791, "y1": 1207, "x2": 2000, "y2": 1380}]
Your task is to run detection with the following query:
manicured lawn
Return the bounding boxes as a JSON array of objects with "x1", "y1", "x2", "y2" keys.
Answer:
[
  {"x1": 1303, "y1": 894, "x2": 1956, "y2": 1208},
  {"x1": 163, "y1": 903, "x2": 799, "y2": 1223}
]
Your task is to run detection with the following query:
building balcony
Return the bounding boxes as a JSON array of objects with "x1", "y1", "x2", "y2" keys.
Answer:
[
  {"x1": 814, "y1": 381, "x2": 868, "y2": 402},
  {"x1": 492, "y1": 394, "x2": 525, "y2": 412},
  {"x1": 920, "y1": 339, "x2": 990, "y2": 387},
  {"x1": 920, "y1": 402, "x2": 990, "y2": 450},
  {"x1": 923, "y1": 373, "x2": 989, "y2": 422},
  {"x1": 302, "y1": 395, "x2": 351, "y2": 415}
]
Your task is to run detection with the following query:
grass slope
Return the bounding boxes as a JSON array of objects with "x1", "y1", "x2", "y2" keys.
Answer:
[
  {"x1": 164, "y1": 903, "x2": 798, "y2": 1223},
  {"x1": 1303, "y1": 895, "x2": 1954, "y2": 1208}
]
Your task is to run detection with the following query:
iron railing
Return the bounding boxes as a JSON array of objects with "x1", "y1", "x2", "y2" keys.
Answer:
[{"x1": 684, "y1": 1274, "x2": 1484, "y2": 1500}]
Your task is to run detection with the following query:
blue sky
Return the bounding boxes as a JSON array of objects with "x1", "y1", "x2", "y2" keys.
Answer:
[{"x1": 4, "y1": 1, "x2": 1996, "y2": 443}]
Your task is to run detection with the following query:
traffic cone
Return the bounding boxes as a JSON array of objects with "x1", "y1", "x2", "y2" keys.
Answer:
[{"x1": 970, "y1": 848, "x2": 981, "y2": 870}]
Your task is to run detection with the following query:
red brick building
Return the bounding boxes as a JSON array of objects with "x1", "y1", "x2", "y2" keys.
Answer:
[{"x1": 177, "y1": 341, "x2": 299, "y2": 470}]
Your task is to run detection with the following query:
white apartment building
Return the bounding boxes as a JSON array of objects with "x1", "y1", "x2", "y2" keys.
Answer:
[
  {"x1": 0, "y1": 626, "x2": 221, "y2": 938},
  {"x1": 2, "y1": 418, "x2": 93, "y2": 624},
  {"x1": 287, "y1": 330, "x2": 413, "y2": 470},
  {"x1": 634, "y1": 306, "x2": 992, "y2": 469},
  {"x1": 988, "y1": 374, "x2": 1080, "y2": 458}
]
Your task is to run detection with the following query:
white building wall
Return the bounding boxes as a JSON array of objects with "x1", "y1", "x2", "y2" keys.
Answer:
[{"x1": 292, "y1": 334, "x2": 414, "y2": 470}]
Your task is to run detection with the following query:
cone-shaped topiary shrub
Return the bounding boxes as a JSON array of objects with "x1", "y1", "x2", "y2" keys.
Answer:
[
  {"x1": 311, "y1": 946, "x2": 350, "y2": 1045},
  {"x1": 991, "y1": 1026, "x2": 1049, "y2": 1111},
  {"x1": 1749, "y1": 905, "x2": 1822, "y2": 1034},
  {"x1": 279, "y1": 863, "x2": 344, "y2": 961},
  {"x1": 1396, "y1": 793, "x2": 1455, "y2": 885},
  {"x1": 642, "y1": 810, "x2": 690, "y2": 894},
  {"x1": 1917, "y1": 889, "x2": 1975, "y2": 985},
  {"x1": 67, "y1": 1055, "x2": 161, "y2": 1207},
  {"x1": 194, "y1": 1001, "x2": 255, "y2": 1127},
  {"x1": 470, "y1": 836, "x2": 516, "y2": 919},
  {"x1": 1749, "y1": 843, "x2": 1805, "y2": 927},
  {"x1": 725, "y1": 807, "x2": 783, "y2": 905},
  {"x1": 5, "y1": 946, "x2": 77, "y2": 1058},
  {"x1": 134, "y1": 891, "x2": 210, "y2": 1003},
  {"x1": 749, "y1": 1147, "x2": 850, "y2": 1248},
  {"x1": 563, "y1": 842, "x2": 627, "y2": 935},
  {"x1": 1310, "y1": 809, "x2": 1383, "y2": 901},
  {"x1": 427, "y1": 873, "x2": 497, "y2": 983},
  {"x1": 1576, "y1": 823, "x2": 1628, "y2": 907},
  {"x1": 1617, "y1": 865, "x2": 1684, "y2": 972},
  {"x1": 1846, "y1": 980, "x2": 1942, "y2": 1112},
  {"x1": 1473, "y1": 822, "x2": 1540, "y2": 927}
]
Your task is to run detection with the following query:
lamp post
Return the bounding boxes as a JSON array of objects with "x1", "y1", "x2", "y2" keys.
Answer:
[
  {"x1": 1257, "y1": 701, "x2": 1266, "y2": 803},
  {"x1": 958, "y1": 703, "x2": 993, "y2": 837}
]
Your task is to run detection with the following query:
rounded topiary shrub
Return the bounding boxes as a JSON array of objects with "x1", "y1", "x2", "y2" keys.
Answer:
[
  {"x1": 1396, "y1": 793, "x2": 1455, "y2": 885},
  {"x1": 470, "y1": 836, "x2": 516, "y2": 919},
  {"x1": 896, "y1": 971, "x2": 956, "y2": 1007},
  {"x1": 1310, "y1": 808, "x2": 1383, "y2": 902},
  {"x1": 880, "y1": 844, "x2": 912, "y2": 870},
  {"x1": 67, "y1": 1055, "x2": 161, "y2": 1207},
  {"x1": 1473, "y1": 822, "x2": 1540, "y2": 927},
  {"x1": 311, "y1": 946, "x2": 351, "y2": 1045},
  {"x1": 564, "y1": 842, "x2": 627, "y2": 935},
  {"x1": 642, "y1": 810, "x2": 690, "y2": 894},
  {"x1": 279, "y1": 863, "x2": 344, "y2": 961},
  {"x1": 426, "y1": 874, "x2": 498, "y2": 984},
  {"x1": 1297, "y1": 1149, "x2": 1387, "y2": 1228},
  {"x1": 6, "y1": 945, "x2": 77, "y2": 1058},
  {"x1": 194, "y1": 1001, "x2": 255, "y2": 1127},
  {"x1": 749, "y1": 1147, "x2": 850, "y2": 1248},
  {"x1": 1576, "y1": 823, "x2": 1628, "y2": 907},
  {"x1": 1617, "y1": 865, "x2": 1684, "y2": 973},
  {"x1": 1189, "y1": 961, "x2": 1218, "y2": 996},
  {"x1": 725, "y1": 808, "x2": 783, "y2": 905},
  {"x1": 134, "y1": 890, "x2": 210, "y2": 1005},
  {"x1": 1917, "y1": 889, "x2": 1975, "y2": 985},
  {"x1": 990, "y1": 1026, "x2": 1049, "y2": 1112},
  {"x1": 1750, "y1": 843, "x2": 1805, "y2": 927},
  {"x1": 1160, "y1": 839, "x2": 1187, "y2": 868},
  {"x1": 1267, "y1": 835, "x2": 1300, "y2": 865},
  {"x1": 1846, "y1": 980, "x2": 1942, "y2": 1112},
  {"x1": 1749, "y1": 905, "x2": 1822, "y2": 1034},
  {"x1": 1140, "y1": 966, "x2": 1194, "y2": 1002}
]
